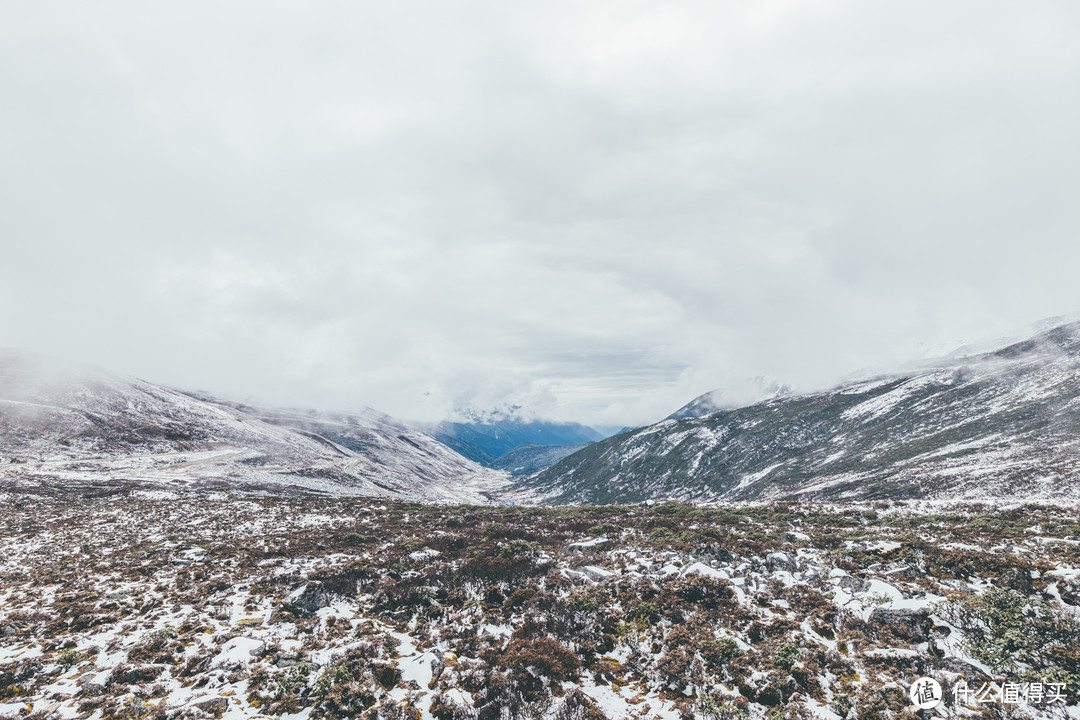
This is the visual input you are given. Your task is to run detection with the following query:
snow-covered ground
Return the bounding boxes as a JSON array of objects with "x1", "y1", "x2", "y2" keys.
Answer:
[{"x1": 2, "y1": 496, "x2": 1077, "y2": 719}]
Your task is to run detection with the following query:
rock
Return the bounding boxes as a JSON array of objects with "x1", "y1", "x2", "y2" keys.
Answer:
[
  {"x1": 940, "y1": 657, "x2": 990, "y2": 683},
  {"x1": 580, "y1": 565, "x2": 614, "y2": 582},
  {"x1": 561, "y1": 569, "x2": 588, "y2": 584},
  {"x1": 567, "y1": 538, "x2": 611, "y2": 553},
  {"x1": 868, "y1": 607, "x2": 931, "y2": 642},
  {"x1": 430, "y1": 649, "x2": 445, "y2": 680},
  {"x1": 195, "y1": 697, "x2": 230, "y2": 715},
  {"x1": 993, "y1": 567, "x2": 1032, "y2": 594},
  {"x1": 274, "y1": 652, "x2": 300, "y2": 668},
  {"x1": 883, "y1": 565, "x2": 920, "y2": 579},
  {"x1": 766, "y1": 552, "x2": 797, "y2": 572},
  {"x1": 781, "y1": 531, "x2": 811, "y2": 544},
  {"x1": 704, "y1": 543, "x2": 734, "y2": 562},
  {"x1": 245, "y1": 637, "x2": 268, "y2": 657},
  {"x1": 282, "y1": 581, "x2": 331, "y2": 618}
]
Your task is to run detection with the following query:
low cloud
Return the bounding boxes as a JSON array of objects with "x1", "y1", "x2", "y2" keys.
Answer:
[{"x1": 3, "y1": 1, "x2": 1079, "y2": 425}]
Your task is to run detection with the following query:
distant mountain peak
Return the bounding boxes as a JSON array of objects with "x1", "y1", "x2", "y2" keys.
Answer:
[{"x1": 667, "y1": 375, "x2": 793, "y2": 420}]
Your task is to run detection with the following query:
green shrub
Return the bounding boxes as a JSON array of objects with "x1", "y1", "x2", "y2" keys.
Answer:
[
  {"x1": 58, "y1": 648, "x2": 85, "y2": 670},
  {"x1": 630, "y1": 601, "x2": 661, "y2": 624},
  {"x1": 936, "y1": 586, "x2": 1080, "y2": 697},
  {"x1": 773, "y1": 642, "x2": 801, "y2": 670}
]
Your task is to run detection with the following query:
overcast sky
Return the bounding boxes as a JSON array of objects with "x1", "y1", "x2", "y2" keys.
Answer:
[{"x1": 3, "y1": 1, "x2": 1080, "y2": 426}]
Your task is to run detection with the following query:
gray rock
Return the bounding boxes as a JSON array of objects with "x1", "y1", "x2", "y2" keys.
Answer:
[
  {"x1": 195, "y1": 697, "x2": 230, "y2": 715},
  {"x1": 993, "y1": 567, "x2": 1032, "y2": 594},
  {"x1": 566, "y1": 538, "x2": 611, "y2": 553},
  {"x1": 766, "y1": 552, "x2": 797, "y2": 572},
  {"x1": 580, "y1": 565, "x2": 614, "y2": 582},
  {"x1": 275, "y1": 652, "x2": 300, "y2": 668},
  {"x1": 868, "y1": 607, "x2": 931, "y2": 642},
  {"x1": 282, "y1": 581, "x2": 331, "y2": 618},
  {"x1": 940, "y1": 657, "x2": 990, "y2": 683},
  {"x1": 430, "y1": 649, "x2": 445, "y2": 680}
]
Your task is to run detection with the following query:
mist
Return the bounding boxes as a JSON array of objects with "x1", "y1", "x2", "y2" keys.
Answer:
[{"x1": 3, "y1": 1, "x2": 1080, "y2": 426}]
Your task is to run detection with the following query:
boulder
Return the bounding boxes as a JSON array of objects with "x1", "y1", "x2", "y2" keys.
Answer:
[
  {"x1": 992, "y1": 567, "x2": 1032, "y2": 594},
  {"x1": 580, "y1": 565, "x2": 614, "y2": 582},
  {"x1": 430, "y1": 649, "x2": 445, "y2": 680},
  {"x1": 940, "y1": 657, "x2": 990, "y2": 683},
  {"x1": 566, "y1": 538, "x2": 611, "y2": 553},
  {"x1": 282, "y1": 582, "x2": 331, "y2": 618},
  {"x1": 766, "y1": 552, "x2": 797, "y2": 572},
  {"x1": 868, "y1": 607, "x2": 931, "y2": 642},
  {"x1": 195, "y1": 697, "x2": 229, "y2": 716}
]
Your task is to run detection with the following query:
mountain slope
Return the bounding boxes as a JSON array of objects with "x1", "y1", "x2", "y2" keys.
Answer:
[
  {"x1": 516, "y1": 321, "x2": 1080, "y2": 505},
  {"x1": 0, "y1": 349, "x2": 505, "y2": 501},
  {"x1": 489, "y1": 442, "x2": 592, "y2": 476},
  {"x1": 430, "y1": 417, "x2": 603, "y2": 465},
  {"x1": 666, "y1": 376, "x2": 792, "y2": 420}
]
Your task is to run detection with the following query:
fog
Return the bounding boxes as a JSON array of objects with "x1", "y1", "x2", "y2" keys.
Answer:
[{"x1": 2, "y1": 1, "x2": 1079, "y2": 425}]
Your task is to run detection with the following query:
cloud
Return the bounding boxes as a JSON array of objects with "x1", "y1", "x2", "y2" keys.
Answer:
[{"x1": 2, "y1": 1, "x2": 1080, "y2": 425}]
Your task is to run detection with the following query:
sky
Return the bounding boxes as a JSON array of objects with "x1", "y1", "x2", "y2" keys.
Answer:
[{"x1": 2, "y1": 1, "x2": 1080, "y2": 426}]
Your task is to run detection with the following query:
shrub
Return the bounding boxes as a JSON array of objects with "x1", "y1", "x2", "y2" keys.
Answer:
[
  {"x1": 58, "y1": 648, "x2": 85, "y2": 670},
  {"x1": 936, "y1": 587, "x2": 1080, "y2": 671},
  {"x1": 554, "y1": 688, "x2": 609, "y2": 720},
  {"x1": 501, "y1": 636, "x2": 581, "y2": 685},
  {"x1": 630, "y1": 602, "x2": 660, "y2": 624},
  {"x1": 773, "y1": 642, "x2": 801, "y2": 671},
  {"x1": 701, "y1": 636, "x2": 744, "y2": 671}
]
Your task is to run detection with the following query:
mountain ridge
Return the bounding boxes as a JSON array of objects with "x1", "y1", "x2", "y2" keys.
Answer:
[
  {"x1": 514, "y1": 320, "x2": 1080, "y2": 505},
  {"x1": 0, "y1": 348, "x2": 506, "y2": 502}
]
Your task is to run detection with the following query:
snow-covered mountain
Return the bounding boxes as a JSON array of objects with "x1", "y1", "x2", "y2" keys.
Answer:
[
  {"x1": 516, "y1": 320, "x2": 1080, "y2": 505},
  {"x1": 0, "y1": 349, "x2": 506, "y2": 502},
  {"x1": 666, "y1": 376, "x2": 792, "y2": 420}
]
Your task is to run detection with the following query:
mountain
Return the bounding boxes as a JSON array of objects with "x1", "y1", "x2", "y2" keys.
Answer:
[
  {"x1": 0, "y1": 349, "x2": 505, "y2": 502},
  {"x1": 429, "y1": 417, "x2": 603, "y2": 466},
  {"x1": 515, "y1": 321, "x2": 1080, "y2": 505},
  {"x1": 666, "y1": 376, "x2": 792, "y2": 420},
  {"x1": 489, "y1": 442, "x2": 592, "y2": 476}
]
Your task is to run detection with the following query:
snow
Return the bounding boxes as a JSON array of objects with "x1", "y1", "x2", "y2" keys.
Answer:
[{"x1": 681, "y1": 562, "x2": 730, "y2": 580}]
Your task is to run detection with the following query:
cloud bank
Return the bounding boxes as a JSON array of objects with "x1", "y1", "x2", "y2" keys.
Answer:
[{"x1": 3, "y1": 1, "x2": 1079, "y2": 425}]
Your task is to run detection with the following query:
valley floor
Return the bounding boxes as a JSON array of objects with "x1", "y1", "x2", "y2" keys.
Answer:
[{"x1": 1, "y1": 491, "x2": 1078, "y2": 720}]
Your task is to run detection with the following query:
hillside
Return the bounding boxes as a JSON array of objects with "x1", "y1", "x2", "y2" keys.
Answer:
[
  {"x1": 516, "y1": 321, "x2": 1080, "y2": 505},
  {"x1": 3, "y1": 496, "x2": 1077, "y2": 719},
  {"x1": 0, "y1": 349, "x2": 505, "y2": 502},
  {"x1": 429, "y1": 416, "x2": 603, "y2": 466},
  {"x1": 489, "y1": 442, "x2": 593, "y2": 476}
]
